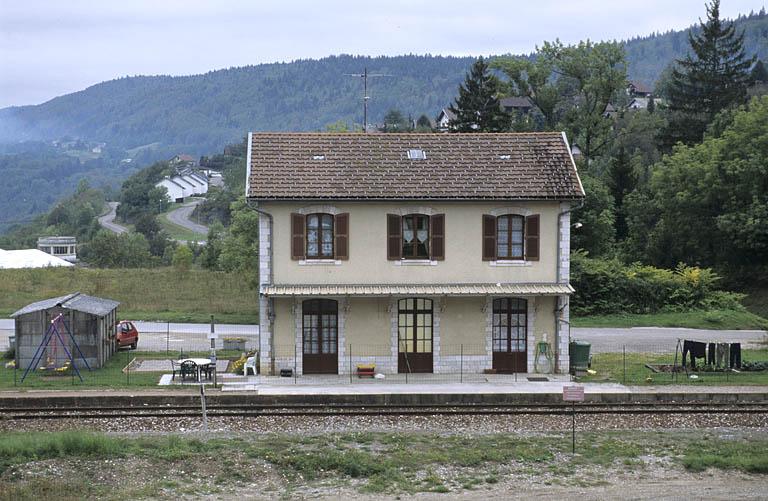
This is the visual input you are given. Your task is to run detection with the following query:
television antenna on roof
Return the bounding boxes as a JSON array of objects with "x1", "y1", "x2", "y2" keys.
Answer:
[{"x1": 344, "y1": 67, "x2": 392, "y2": 133}]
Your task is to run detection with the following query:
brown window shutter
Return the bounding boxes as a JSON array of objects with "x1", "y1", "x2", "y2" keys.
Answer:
[
  {"x1": 291, "y1": 213, "x2": 306, "y2": 260},
  {"x1": 334, "y1": 213, "x2": 349, "y2": 260},
  {"x1": 482, "y1": 214, "x2": 496, "y2": 261},
  {"x1": 387, "y1": 214, "x2": 402, "y2": 260},
  {"x1": 525, "y1": 214, "x2": 540, "y2": 261},
  {"x1": 430, "y1": 214, "x2": 445, "y2": 260}
]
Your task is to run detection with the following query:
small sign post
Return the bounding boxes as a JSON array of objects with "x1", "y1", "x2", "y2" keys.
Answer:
[
  {"x1": 563, "y1": 385, "x2": 585, "y2": 454},
  {"x1": 209, "y1": 315, "x2": 217, "y2": 388}
]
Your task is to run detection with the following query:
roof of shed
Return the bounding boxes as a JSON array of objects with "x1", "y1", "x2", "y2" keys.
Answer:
[
  {"x1": 246, "y1": 132, "x2": 584, "y2": 201},
  {"x1": 11, "y1": 292, "x2": 120, "y2": 318}
]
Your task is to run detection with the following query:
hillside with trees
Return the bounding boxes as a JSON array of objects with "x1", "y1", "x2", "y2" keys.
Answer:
[
  {"x1": 1, "y1": 10, "x2": 765, "y2": 154},
  {"x1": 0, "y1": 10, "x2": 765, "y2": 232}
]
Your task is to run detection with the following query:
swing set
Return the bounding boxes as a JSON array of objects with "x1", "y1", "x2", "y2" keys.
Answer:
[{"x1": 20, "y1": 313, "x2": 93, "y2": 383}]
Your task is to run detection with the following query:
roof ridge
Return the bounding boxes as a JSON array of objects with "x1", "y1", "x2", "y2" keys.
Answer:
[{"x1": 248, "y1": 131, "x2": 564, "y2": 136}]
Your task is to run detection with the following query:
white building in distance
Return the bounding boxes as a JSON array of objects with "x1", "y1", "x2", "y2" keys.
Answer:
[
  {"x1": 0, "y1": 249, "x2": 74, "y2": 269},
  {"x1": 155, "y1": 173, "x2": 209, "y2": 203}
]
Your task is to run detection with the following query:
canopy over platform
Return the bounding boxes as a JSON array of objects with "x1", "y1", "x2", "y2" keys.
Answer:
[{"x1": 260, "y1": 283, "x2": 574, "y2": 297}]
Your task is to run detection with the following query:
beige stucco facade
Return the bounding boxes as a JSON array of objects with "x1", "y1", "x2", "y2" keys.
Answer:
[
  {"x1": 267, "y1": 294, "x2": 561, "y2": 375},
  {"x1": 264, "y1": 201, "x2": 562, "y2": 285},
  {"x1": 257, "y1": 200, "x2": 573, "y2": 376}
]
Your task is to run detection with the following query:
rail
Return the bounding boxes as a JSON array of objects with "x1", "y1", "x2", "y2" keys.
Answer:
[{"x1": 2, "y1": 402, "x2": 767, "y2": 420}]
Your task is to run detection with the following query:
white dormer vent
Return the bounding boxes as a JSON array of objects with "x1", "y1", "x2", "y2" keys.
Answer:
[
  {"x1": 407, "y1": 149, "x2": 426, "y2": 160},
  {"x1": 499, "y1": 154, "x2": 511, "y2": 160},
  {"x1": 312, "y1": 155, "x2": 325, "y2": 160}
]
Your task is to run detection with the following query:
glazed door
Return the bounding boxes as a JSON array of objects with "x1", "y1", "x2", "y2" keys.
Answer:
[
  {"x1": 398, "y1": 298, "x2": 433, "y2": 373},
  {"x1": 302, "y1": 299, "x2": 338, "y2": 374},
  {"x1": 492, "y1": 298, "x2": 528, "y2": 373}
]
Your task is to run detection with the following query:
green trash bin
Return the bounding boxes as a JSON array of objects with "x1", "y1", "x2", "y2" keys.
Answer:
[{"x1": 569, "y1": 340, "x2": 591, "y2": 375}]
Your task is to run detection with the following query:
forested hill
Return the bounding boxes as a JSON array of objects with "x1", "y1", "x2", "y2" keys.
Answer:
[
  {"x1": 625, "y1": 10, "x2": 767, "y2": 85},
  {"x1": 0, "y1": 11, "x2": 766, "y2": 154},
  {"x1": 0, "y1": 55, "x2": 476, "y2": 153}
]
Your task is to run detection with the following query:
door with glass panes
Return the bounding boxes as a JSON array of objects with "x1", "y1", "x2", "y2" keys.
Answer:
[
  {"x1": 492, "y1": 298, "x2": 528, "y2": 373},
  {"x1": 302, "y1": 299, "x2": 338, "y2": 374},
  {"x1": 398, "y1": 298, "x2": 433, "y2": 373}
]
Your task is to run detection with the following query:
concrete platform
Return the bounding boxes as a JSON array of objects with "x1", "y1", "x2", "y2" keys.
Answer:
[
  {"x1": 1, "y1": 383, "x2": 767, "y2": 408},
  {"x1": 220, "y1": 380, "x2": 626, "y2": 395}
]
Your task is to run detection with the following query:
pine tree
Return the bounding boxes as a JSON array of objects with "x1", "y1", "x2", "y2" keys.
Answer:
[
  {"x1": 605, "y1": 146, "x2": 638, "y2": 241},
  {"x1": 448, "y1": 57, "x2": 511, "y2": 132},
  {"x1": 646, "y1": 94, "x2": 655, "y2": 113},
  {"x1": 662, "y1": 0, "x2": 755, "y2": 147},
  {"x1": 752, "y1": 59, "x2": 768, "y2": 83}
]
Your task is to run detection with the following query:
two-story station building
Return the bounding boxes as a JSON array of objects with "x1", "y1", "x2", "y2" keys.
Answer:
[{"x1": 247, "y1": 132, "x2": 584, "y2": 376}]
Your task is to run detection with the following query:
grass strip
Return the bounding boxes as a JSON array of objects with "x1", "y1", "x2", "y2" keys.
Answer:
[
  {"x1": 0, "y1": 431, "x2": 766, "y2": 499},
  {"x1": 572, "y1": 309, "x2": 768, "y2": 330}
]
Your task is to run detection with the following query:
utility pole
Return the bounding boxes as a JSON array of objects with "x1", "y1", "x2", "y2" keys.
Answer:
[{"x1": 345, "y1": 67, "x2": 391, "y2": 132}]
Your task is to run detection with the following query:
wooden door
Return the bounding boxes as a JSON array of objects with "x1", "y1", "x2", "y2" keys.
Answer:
[
  {"x1": 491, "y1": 298, "x2": 528, "y2": 373},
  {"x1": 398, "y1": 298, "x2": 433, "y2": 373},
  {"x1": 302, "y1": 299, "x2": 338, "y2": 374}
]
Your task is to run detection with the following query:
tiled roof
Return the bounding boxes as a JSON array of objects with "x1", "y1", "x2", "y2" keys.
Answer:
[
  {"x1": 11, "y1": 292, "x2": 119, "y2": 318},
  {"x1": 261, "y1": 283, "x2": 574, "y2": 297},
  {"x1": 500, "y1": 96, "x2": 534, "y2": 109},
  {"x1": 247, "y1": 132, "x2": 584, "y2": 201}
]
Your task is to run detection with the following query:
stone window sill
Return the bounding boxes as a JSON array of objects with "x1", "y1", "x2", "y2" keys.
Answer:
[
  {"x1": 395, "y1": 259, "x2": 438, "y2": 266},
  {"x1": 489, "y1": 260, "x2": 532, "y2": 267},
  {"x1": 298, "y1": 259, "x2": 342, "y2": 266}
]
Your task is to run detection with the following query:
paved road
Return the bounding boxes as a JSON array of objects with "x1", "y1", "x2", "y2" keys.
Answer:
[
  {"x1": 0, "y1": 320, "x2": 258, "y2": 353},
  {"x1": 165, "y1": 199, "x2": 208, "y2": 236},
  {"x1": 97, "y1": 202, "x2": 128, "y2": 234},
  {"x1": 572, "y1": 326, "x2": 767, "y2": 353},
  {"x1": 2, "y1": 320, "x2": 764, "y2": 354}
]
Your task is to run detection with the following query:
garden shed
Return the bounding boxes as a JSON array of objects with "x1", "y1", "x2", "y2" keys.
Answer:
[{"x1": 11, "y1": 292, "x2": 120, "y2": 370}]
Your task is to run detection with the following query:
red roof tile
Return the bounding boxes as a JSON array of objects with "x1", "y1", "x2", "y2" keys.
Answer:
[{"x1": 247, "y1": 132, "x2": 584, "y2": 200}]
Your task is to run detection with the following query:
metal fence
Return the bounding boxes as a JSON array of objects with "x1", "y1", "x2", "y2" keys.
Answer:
[
  {"x1": 1, "y1": 329, "x2": 766, "y2": 388},
  {"x1": 1, "y1": 321, "x2": 259, "y2": 388},
  {"x1": 580, "y1": 340, "x2": 766, "y2": 386}
]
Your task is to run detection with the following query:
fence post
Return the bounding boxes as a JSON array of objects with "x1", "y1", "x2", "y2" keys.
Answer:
[
  {"x1": 294, "y1": 343, "x2": 297, "y2": 384},
  {"x1": 349, "y1": 344, "x2": 352, "y2": 384},
  {"x1": 623, "y1": 346, "x2": 626, "y2": 384},
  {"x1": 126, "y1": 347, "x2": 130, "y2": 385},
  {"x1": 166, "y1": 321, "x2": 170, "y2": 355},
  {"x1": 460, "y1": 344, "x2": 464, "y2": 383}
]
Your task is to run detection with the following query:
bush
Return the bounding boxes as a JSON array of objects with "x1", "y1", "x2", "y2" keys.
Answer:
[
  {"x1": 571, "y1": 251, "x2": 746, "y2": 316},
  {"x1": 2, "y1": 347, "x2": 13, "y2": 360}
]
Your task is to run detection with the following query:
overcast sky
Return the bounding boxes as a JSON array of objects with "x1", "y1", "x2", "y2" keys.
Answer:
[{"x1": 0, "y1": 0, "x2": 764, "y2": 108}]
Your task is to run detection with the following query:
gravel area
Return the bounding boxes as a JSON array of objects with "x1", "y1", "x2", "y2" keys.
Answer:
[
  {"x1": 2, "y1": 415, "x2": 767, "y2": 500},
  {"x1": 2, "y1": 411, "x2": 767, "y2": 434}
]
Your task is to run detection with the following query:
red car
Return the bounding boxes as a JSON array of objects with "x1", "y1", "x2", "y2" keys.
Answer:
[{"x1": 116, "y1": 321, "x2": 139, "y2": 349}]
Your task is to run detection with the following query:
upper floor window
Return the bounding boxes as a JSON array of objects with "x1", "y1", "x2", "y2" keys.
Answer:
[
  {"x1": 482, "y1": 213, "x2": 539, "y2": 261},
  {"x1": 402, "y1": 214, "x2": 430, "y2": 259},
  {"x1": 496, "y1": 215, "x2": 524, "y2": 260},
  {"x1": 306, "y1": 213, "x2": 334, "y2": 258},
  {"x1": 291, "y1": 212, "x2": 349, "y2": 261},
  {"x1": 387, "y1": 213, "x2": 444, "y2": 261}
]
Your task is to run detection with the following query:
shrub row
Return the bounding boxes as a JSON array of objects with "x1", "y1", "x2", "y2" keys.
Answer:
[{"x1": 570, "y1": 251, "x2": 745, "y2": 316}]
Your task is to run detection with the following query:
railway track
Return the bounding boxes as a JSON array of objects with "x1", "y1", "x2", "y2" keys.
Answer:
[{"x1": 2, "y1": 402, "x2": 767, "y2": 420}]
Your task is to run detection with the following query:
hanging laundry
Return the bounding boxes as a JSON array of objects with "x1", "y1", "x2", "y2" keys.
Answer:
[
  {"x1": 682, "y1": 340, "x2": 707, "y2": 368},
  {"x1": 707, "y1": 343, "x2": 716, "y2": 365},
  {"x1": 716, "y1": 343, "x2": 729, "y2": 368},
  {"x1": 730, "y1": 343, "x2": 742, "y2": 369}
]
